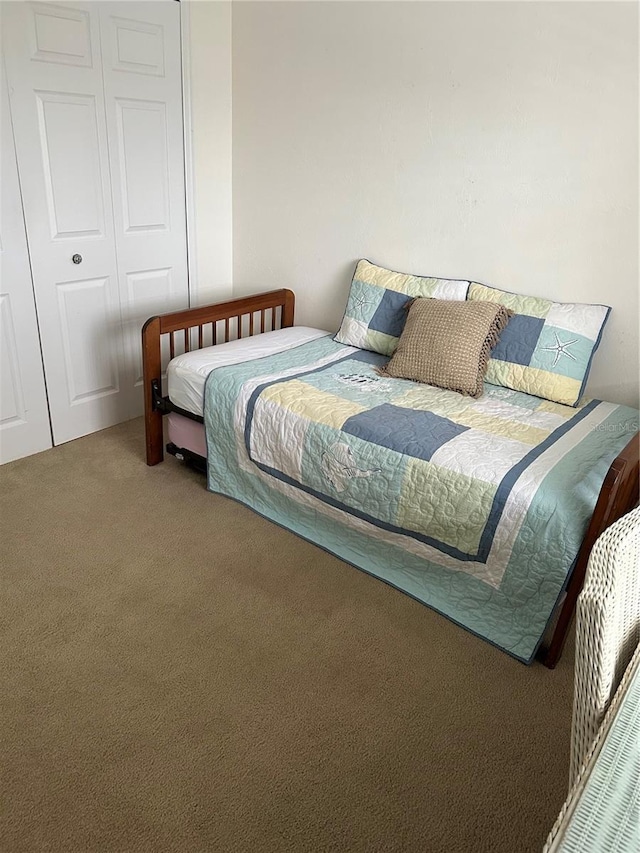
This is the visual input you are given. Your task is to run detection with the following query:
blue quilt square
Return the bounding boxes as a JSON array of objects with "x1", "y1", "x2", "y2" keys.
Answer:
[
  {"x1": 342, "y1": 404, "x2": 468, "y2": 461},
  {"x1": 368, "y1": 289, "x2": 414, "y2": 338},
  {"x1": 491, "y1": 314, "x2": 545, "y2": 366}
]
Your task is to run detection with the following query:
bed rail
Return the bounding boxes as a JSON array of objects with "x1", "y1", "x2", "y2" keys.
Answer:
[
  {"x1": 540, "y1": 431, "x2": 639, "y2": 668},
  {"x1": 142, "y1": 289, "x2": 295, "y2": 466}
]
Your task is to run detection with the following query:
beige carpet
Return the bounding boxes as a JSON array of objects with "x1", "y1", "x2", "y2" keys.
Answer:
[{"x1": 1, "y1": 418, "x2": 574, "y2": 853}]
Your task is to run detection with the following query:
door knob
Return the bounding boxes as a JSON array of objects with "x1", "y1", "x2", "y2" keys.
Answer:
[{"x1": 72, "y1": 254, "x2": 82, "y2": 264}]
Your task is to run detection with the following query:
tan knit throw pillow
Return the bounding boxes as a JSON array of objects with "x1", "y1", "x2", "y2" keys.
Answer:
[{"x1": 380, "y1": 298, "x2": 512, "y2": 397}]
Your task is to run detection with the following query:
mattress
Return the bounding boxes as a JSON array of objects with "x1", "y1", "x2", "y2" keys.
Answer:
[{"x1": 167, "y1": 326, "x2": 330, "y2": 417}]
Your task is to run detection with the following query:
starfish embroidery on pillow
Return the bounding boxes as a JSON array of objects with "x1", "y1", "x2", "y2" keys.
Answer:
[
  {"x1": 541, "y1": 332, "x2": 579, "y2": 367},
  {"x1": 350, "y1": 293, "x2": 377, "y2": 312}
]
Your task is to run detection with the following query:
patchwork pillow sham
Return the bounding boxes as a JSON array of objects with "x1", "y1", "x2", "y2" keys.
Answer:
[
  {"x1": 379, "y1": 298, "x2": 512, "y2": 398},
  {"x1": 334, "y1": 259, "x2": 470, "y2": 356},
  {"x1": 468, "y1": 283, "x2": 610, "y2": 406}
]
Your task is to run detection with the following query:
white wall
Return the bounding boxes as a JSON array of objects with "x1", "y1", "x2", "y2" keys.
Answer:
[
  {"x1": 232, "y1": 1, "x2": 639, "y2": 407},
  {"x1": 187, "y1": 0, "x2": 233, "y2": 305}
]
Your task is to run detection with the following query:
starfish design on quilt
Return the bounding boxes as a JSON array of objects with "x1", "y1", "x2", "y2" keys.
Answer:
[
  {"x1": 321, "y1": 442, "x2": 382, "y2": 493},
  {"x1": 541, "y1": 332, "x2": 579, "y2": 367}
]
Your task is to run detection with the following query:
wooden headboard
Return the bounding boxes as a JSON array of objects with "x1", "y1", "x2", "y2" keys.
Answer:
[{"x1": 142, "y1": 289, "x2": 295, "y2": 465}]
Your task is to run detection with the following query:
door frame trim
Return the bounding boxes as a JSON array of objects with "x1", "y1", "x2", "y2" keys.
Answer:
[{"x1": 180, "y1": 0, "x2": 196, "y2": 308}]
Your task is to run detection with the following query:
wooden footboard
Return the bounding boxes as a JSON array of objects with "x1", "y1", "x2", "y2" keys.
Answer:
[
  {"x1": 142, "y1": 289, "x2": 295, "y2": 466},
  {"x1": 540, "y1": 431, "x2": 639, "y2": 668}
]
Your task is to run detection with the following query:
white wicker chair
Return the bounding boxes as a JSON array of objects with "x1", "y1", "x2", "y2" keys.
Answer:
[
  {"x1": 569, "y1": 506, "x2": 640, "y2": 789},
  {"x1": 544, "y1": 642, "x2": 640, "y2": 852}
]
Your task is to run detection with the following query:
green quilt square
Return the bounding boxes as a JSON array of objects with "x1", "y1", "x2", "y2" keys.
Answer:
[{"x1": 397, "y1": 460, "x2": 497, "y2": 554}]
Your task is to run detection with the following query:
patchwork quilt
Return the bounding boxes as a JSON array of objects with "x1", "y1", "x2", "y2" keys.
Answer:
[{"x1": 204, "y1": 336, "x2": 638, "y2": 662}]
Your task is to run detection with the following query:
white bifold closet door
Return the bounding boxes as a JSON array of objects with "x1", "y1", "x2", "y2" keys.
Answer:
[
  {"x1": 0, "y1": 65, "x2": 52, "y2": 464},
  {"x1": 2, "y1": 0, "x2": 188, "y2": 446}
]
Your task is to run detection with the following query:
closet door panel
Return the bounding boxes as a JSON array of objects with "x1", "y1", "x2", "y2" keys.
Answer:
[
  {"x1": 100, "y1": 1, "x2": 189, "y2": 414},
  {"x1": 0, "y1": 65, "x2": 52, "y2": 464},
  {"x1": 28, "y1": 1, "x2": 92, "y2": 67},
  {"x1": 35, "y1": 91, "x2": 106, "y2": 239},
  {"x1": 2, "y1": 1, "x2": 128, "y2": 444},
  {"x1": 56, "y1": 277, "x2": 120, "y2": 403},
  {"x1": 114, "y1": 98, "x2": 169, "y2": 233}
]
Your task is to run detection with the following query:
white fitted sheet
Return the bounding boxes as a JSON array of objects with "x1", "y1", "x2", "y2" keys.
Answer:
[{"x1": 167, "y1": 326, "x2": 330, "y2": 417}]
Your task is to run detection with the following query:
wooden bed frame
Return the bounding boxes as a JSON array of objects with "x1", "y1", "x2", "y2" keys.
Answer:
[{"x1": 142, "y1": 289, "x2": 639, "y2": 669}]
